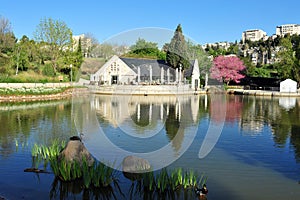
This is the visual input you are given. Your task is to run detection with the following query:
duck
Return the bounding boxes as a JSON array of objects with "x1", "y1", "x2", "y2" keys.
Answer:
[{"x1": 195, "y1": 184, "x2": 208, "y2": 199}]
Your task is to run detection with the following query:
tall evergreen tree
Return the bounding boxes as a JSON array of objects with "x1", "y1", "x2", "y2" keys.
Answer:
[
  {"x1": 166, "y1": 24, "x2": 190, "y2": 70},
  {"x1": 75, "y1": 37, "x2": 83, "y2": 67}
]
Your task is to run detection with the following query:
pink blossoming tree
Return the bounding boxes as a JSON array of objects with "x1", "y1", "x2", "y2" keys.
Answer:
[{"x1": 210, "y1": 55, "x2": 246, "y2": 85}]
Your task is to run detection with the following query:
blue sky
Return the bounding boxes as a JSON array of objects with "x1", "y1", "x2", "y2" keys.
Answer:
[{"x1": 1, "y1": 0, "x2": 300, "y2": 46}]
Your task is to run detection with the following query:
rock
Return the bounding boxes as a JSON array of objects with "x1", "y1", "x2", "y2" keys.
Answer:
[
  {"x1": 122, "y1": 155, "x2": 151, "y2": 173},
  {"x1": 58, "y1": 136, "x2": 94, "y2": 166}
]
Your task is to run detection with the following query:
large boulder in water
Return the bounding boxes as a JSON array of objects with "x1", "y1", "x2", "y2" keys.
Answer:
[
  {"x1": 122, "y1": 155, "x2": 151, "y2": 173},
  {"x1": 58, "y1": 136, "x2": 94, "y2": 166}
]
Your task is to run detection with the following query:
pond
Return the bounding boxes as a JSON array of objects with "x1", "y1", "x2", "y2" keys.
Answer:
[{"x1": 0, "y1": 94, "x2": 300, "y2": 199}]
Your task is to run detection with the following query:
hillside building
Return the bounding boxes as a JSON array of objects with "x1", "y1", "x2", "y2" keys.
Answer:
[
  {"x1": 276, "y1": 24, "x2": 300, "y2": 36},
  {"x1": 242, "y1": 29, "x2": 267, "y2": 43}
]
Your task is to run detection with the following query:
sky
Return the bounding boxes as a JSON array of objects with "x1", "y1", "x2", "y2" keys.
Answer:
[{"x1": 1, "y1": 0, "x2": 300, "y2": 46}]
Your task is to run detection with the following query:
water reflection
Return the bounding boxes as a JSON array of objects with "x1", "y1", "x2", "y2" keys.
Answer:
[
  {"x1": 74, "y1": 95, "x2": 201, "y2": 171},
  {"x1": 1, "y1": 95, "x2": 300, "y2": 199},
  {"x1": 49, "y1": 177, "x2": 120, "y2": 200},
  {"x1": 238, "y1": 96, "x2": 300, "y2": 150},
  {"x1": 0, "y1": 100, "x2": 75, "y2": 158},
  {"x1": 279, "y1": 97, "x2": 296, "y2": 110},
  {"x1": 72, "y1": 94, "x2": 300, "y2": 165}
]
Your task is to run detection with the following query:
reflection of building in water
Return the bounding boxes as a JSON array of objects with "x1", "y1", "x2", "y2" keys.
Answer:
[
  {"x1": 90, "y1": 95, "x2": 200, "y2": 127},
  {"x1": 279, "y1": 97, "x2": 296, "y2": 110},
  {"x1": 90, "y1": 95, "x2": 201, "y2": 153}
]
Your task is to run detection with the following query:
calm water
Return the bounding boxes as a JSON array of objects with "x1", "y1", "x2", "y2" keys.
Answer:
[{"x1": 0, "y1": 94, "x2": 300, "y2": 200}]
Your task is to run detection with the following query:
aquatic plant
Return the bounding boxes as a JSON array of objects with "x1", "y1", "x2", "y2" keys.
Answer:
[
  {"x1": 156, "y1": 168, "x2": 170, "y2": 193},
  {"x1": 170, "y1": 167, "x2": 183, "y2": 190},
  {"x1": 129, "y1": 167, "x2": 207, "y2": 197},
  {"x1": 31, "y1": 139, "x2": 65, "y2": 160},
  {"x1": 142, "y1": 171, "x2": 155, "y2": 191},
  {"x1": 30, "y1": 142, "x2": 207, "y2": 198}
]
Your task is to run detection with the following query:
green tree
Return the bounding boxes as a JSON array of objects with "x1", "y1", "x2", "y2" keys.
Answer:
[
  {"x1": 291, "y1": 34, "x2": 300, "y2": 82},
  {"x1": 187, "y1": 41, "x2": 212, "y2": 85},
  {"x1": 226, "y1": 41, "x2": 239, "y2": 55},
  {"x1": 275, "y1": 35, "x2": 296, "y2": 79},
  {"x1": 126, "y1": 38, "x2": 165, "y2": 59},
  {"x1": 166, "y1": 24, "x2": 190, "y2": 70},
  {"x1": 34, "y1": 17, "x2": 73, "y2": 74},
  {"x1": 12, "y1": 43, "x2": 29, "y2": 75},
  {"x1": 12, "y1": 35, "x2": 39, "y2": 75},
  {"x1": 60, "y1": 37, "x2": 83, "y2": 81}
]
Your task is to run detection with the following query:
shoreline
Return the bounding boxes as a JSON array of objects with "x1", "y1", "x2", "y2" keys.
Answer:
[
  {"x1": 0, "y1": 88, "x2": 89, "y2": 102},
  {"x1": 0, "y1": 86, "x2": 299, "y2": 103},
  {"x1": 227, "y1": 89, "x2": 300, "y2": 97}
]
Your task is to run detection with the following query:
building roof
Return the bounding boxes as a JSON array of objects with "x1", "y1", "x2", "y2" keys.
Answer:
[
  {"x1": 120, "y1": 57, "x2": 173, "y2": 77},
  {"x1": 184, "y1": 60, "x2": 195, "y2": 77},
  {"x1": 120, "y1": 57, "x2": 195, "y2": 77}
]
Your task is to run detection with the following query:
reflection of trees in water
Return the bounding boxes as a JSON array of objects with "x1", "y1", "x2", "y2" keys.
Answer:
[
  {"x1": 49, "y1": 177, "x2": 121, "y2": 200},
  {"x1": 209, "y1": 94, "x2": 227, "y2": 123},
  {"x1": 290, "y1": 125, "x2": 300, "y2": 163},
  {"x1": 225, "y1": 95, "x2": 243, "y2": 123},
  {"x1": 165, "y1": 105, "x2": 180, "y2": 140},
  {"x1": 269, "y1": 102, "x2": 299, "y2": 148},
  {"x1": 131, "y1": 104, "x2": 150, "y2": 127},
  {"x1": 165, "y1": 102, "x2": 194, "y2": 153},
  {"x1": 239, "y1": 96, "x2": 300, "y2": 160},
  {"x1": 0, "y1": 100, "x2": 74, "y2": 158}
]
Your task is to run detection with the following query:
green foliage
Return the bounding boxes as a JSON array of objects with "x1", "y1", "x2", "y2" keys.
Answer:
[
  {"x1": 187, "y1": 41, "x2": 212, "y2": 77},
  {"x1": 31, "y1": 141, "x2": 118, "y2": 187},
  {"x1": 275, "y1": 35, "x2": 296, "y2": 79},
  {"x1": 34, "y1": 17, "x2": 73, "y2": 73},
  {"x1": 42, "y1": 63, "x2": 55, "y2": 76},
  {"x1": 130, "y1": 167, "x2": 207, "y2": 196},
  {"x1": 125, "y1": 38, "x2": 166, "y2": 60},
  {"x1": 31, "y1": 139, "x2": 66, "y2": 159},
  {"x1": 246, "y1": 65, "x2": 271, "y2": 77},
  {"x1": 166, "y1": 24, "x2": 190, "y2": 70}
]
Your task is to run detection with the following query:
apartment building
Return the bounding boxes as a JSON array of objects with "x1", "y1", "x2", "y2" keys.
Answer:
[
  {"x1": 73, "y1": 34, "x2": 92, "y2": 57},
  {"x1": 276, "y1": 24, "x2": 300, "y2": 36},
  {"x1": 242, "y1": 29, "x2": 267, "y2": 43}
]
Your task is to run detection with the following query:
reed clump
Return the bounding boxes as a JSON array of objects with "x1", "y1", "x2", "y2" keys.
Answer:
[
  {"x1": 31, "y1": 141, "x2": 207, "y2": 196},
  {"x1": 130, "y1": 167, "x2": 207, "y2": 197},
  {"x1": 31, "y1": 141, "x2": 119, "y2": 188}
]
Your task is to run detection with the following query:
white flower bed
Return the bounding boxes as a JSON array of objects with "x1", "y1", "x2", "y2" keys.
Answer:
[{"x1": 0, "y1": 87, "x2": 65, "y2": 95}]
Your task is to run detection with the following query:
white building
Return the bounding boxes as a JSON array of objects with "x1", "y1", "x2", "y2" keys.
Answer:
[
  {"x1": 276, "y1": 24, "x2": 300, "y2": 36},
  {"x1": 242, "y1": 29, "x2": 267, "y2": 43},
  {"x1": 90, "y1": 55, "x2": 201, "y2": 89},
  {"x1": 280, "y1": 79, "x2": 298, "y2": 93},
  {"x1": 72, "y1": 34, "x2": 92, "y2": 57}
]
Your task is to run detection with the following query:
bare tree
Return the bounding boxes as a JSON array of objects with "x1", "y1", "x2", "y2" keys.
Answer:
[
  {"x1": 0, "y1": 16, "x2": 15, "y2": 55},
  {"x1": 81, "y1": 33, "x2": 99, "y2": 57}
]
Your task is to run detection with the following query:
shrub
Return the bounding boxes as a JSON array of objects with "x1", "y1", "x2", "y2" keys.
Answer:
[{"x1": 42, "y1": 64, "x2": 55, "y2": 76}]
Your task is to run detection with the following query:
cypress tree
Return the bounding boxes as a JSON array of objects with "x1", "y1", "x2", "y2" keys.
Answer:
[{"x1": 166, "y1": 24, "x2": 190, "y2": 70}]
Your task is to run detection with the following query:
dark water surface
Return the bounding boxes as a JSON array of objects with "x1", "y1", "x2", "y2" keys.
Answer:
[{"x1": 1, "y1": 94, "x2": 300, "y2": 199}]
